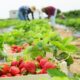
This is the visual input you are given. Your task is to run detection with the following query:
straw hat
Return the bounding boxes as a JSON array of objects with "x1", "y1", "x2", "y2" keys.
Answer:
[{"x1": 30, "y1": 6, "x2": 36, "y2": 12}]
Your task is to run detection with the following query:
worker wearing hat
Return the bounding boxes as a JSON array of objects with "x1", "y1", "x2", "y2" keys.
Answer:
[
  {"x1": 42, "y1": 6, "x2": 57, "y2": 26},
  {"x1": 18, "y1": 6, "x2": 36, "y2": 20}
]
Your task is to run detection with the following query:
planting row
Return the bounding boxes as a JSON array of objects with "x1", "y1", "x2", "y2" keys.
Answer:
[
  {"x1": 56, "y1": 18, "x2": 80, "y2": 31},
  {"x1": 0, "y1": 19, "x2": 77, "y2": 63}
]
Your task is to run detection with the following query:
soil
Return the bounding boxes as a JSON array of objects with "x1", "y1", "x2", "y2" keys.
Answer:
[
  {"x1": 55, "y1": 24, "x2": 80, "y2": 74},
  {"x1": 69, "y1": 58, "x2": 80, "y2": 74}
]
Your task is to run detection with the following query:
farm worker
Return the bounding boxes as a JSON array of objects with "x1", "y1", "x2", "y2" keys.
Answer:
[
  {"x1": 18, "y1": 6, "x2": 36, "y2": 20},
  {"x1": 41, "y1": 6, "x2": 57, "y2": 26}
]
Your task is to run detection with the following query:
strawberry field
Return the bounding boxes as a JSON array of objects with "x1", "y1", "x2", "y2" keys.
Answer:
[
  {"x1": 56, "y1": 18, "x2": 80, "y2": 31},
  {"x1": 0, "y1": 19, "x2": 80, "y2": 80}
]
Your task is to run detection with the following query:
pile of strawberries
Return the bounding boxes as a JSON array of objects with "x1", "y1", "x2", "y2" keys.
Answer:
[
  {"x1": 11, "y1": 43, "x2": 29, "y2": 53},
  {"x1": 0, "y1": 56, "x2": 57, "y2": 77},
  {"x1": 11, "y1": 45, "x2": 22, "y2": 53}
]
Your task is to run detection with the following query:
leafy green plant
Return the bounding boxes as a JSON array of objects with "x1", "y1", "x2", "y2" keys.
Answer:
[
  {"x1": 48, "y1": 69, "x2": 80, "y2": 80},
  {"x1": 48, "y1": 69, "x2": 70, "y2": 80},
  {"x1": 56, "y1": 18, "x2": 80, "y2": 31},
  {"x1": 0, "y1": 34, "x2": 4, "y2": 59},
  {"x1": 3, "y1": 29, "x2": 26, "y2": 45}
]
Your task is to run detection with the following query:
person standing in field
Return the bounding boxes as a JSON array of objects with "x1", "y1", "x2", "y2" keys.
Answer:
[
  {"x1": 18, "y1": 6, "x2": 36, "y2": 20},
  {"x1": 41, "y1": 6, "x2": 57, "y2": 26}
]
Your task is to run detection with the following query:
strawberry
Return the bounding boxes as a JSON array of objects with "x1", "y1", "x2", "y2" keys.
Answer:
[
  {"x1": 43, "y1": 62, "x2": 56, "y2": 71},
  {"x1": 9, "y1": 66, "x2": 20, "y2": 76},
  {"x1": 17, "y1": 46, "x2": 22, "y2": 53},
  {"x1": 11, "y1": 61, "x2": 19, "y2": 66},
  {"x1": 1, "y1": 64, "x2": 10, "y2": 74},
  {"x1": 25, "y1": 61, "x2": 36, "y2": 74},
  {"x1": 20, "y1": 68, "x2": 27, "y2": 75},
  {"x1": 0, "y1": 70, "x2": 3, "y2": 76},
  {"x1": 35, "y1": 56, "x2": 43, "y2": 62},
  {"x1": 39, "y1": 58, "x2": 48, "y2": 68},
  {"x1": 11, "y1": 45, "x2": 17, "y2": 49},
  {"x1": 19, "y1": 62, "x2": 25, "y2": 69},
  {"x1": 11, "y1": 45, "x2": 22, "y2": 53},
  {"x1": 11, "y1": 47, "x2": 17, "y2": 53},
  {"x1": 1, "y1": 75, "x2": 8, "y2": 77}
]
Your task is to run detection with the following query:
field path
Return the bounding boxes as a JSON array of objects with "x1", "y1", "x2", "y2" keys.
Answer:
[{"x1": 54, "y1": 24, "x2": 80, "y2": 74}]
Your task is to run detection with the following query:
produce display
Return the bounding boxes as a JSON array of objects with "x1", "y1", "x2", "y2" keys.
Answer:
[{"x1": 0, "y1": 18, "x2": 80, "y2": 31}]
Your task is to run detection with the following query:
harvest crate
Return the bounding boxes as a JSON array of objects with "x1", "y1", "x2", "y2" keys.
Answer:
[{"x1": 0, "y1": 74, "x2": 51, "y2": 80}]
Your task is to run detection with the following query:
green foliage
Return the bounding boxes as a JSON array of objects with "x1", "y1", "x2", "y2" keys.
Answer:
[
  {"x1": 56, "y1": 18, "x2": 80, "y2": 31},
  {"x1": 48, "y1": 69, "x2": 80, "y2": 80},
  {"x1": 0, "y1": 19, "x2": 21, "y2": 28},
  {"x1": 3, "y1": 29, "x2": 25, "y2": 45},
  {"x1": 0, "y1": 34, "x2": 3, "y2": 49},
  {"x1": 48, "y1": 69, "x2": 70, "y2": 80},
  {"x1": 56, "y1": 52, "x2": 73, "y2": 66},
  {"x1": 0, "y1": 19, "x2": 77, "y2": 65},
  {"x1": 71, "y1": 74, "x2": 80, "y2": 80},
  {"x1": 63, "y1": 10, "x2": 80, "y2": 18},
  {"x1": 0, "y1": 34, "x2": 4, "y2": 59}
]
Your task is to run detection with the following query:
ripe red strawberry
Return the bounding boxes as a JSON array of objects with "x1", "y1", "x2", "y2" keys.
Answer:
[
  {"x1": 35, "y1": 56, "x2": 43, "y2": 62},
  {"x1": 11, "y1": 46, "x2": 17, "y2": 53},
  {"x1": 0, "y1": 70, "x2": 3, "y2": 76},
  {"x1": 1, "y1": 75, "x2": 8, "y2": 77},
  {"x1": 9, "y1": 66, "x2": 20, "y2": 75},
  {"x1": 11, "y1": 45, "x2": 22, "y2": 53},
  {"x1": 19, "y1": 62, "x2": 25, "y2": 69},
  {"x1": 20, "y1": 68, "x2": 27, "y2": 75},
  {"x1": 11, "y1": 45, "x2": 17, "y2": 49},
  {"x1": 25, "y1": 61, "x2": 36, "y2": 74},
  {"x1": 39, "y1": 58, "x2": 48, "y2": 68},
  {"x1": 1, "y1": 64, "x2": 10, "y2": 74},
  {"x1": 11, "y1": 61, "x2": 19, "y2": 66},
  {"x1": 43, "y1": 62, "x2": 56, "y2": 71},
  {"x1": 17, "y1": 46, "x2": 22, "y2": 53}
]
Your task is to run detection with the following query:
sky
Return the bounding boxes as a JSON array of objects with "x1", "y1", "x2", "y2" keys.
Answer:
[{"x1": 0, "y1": 0, "x2": 80, "y2": 19}]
